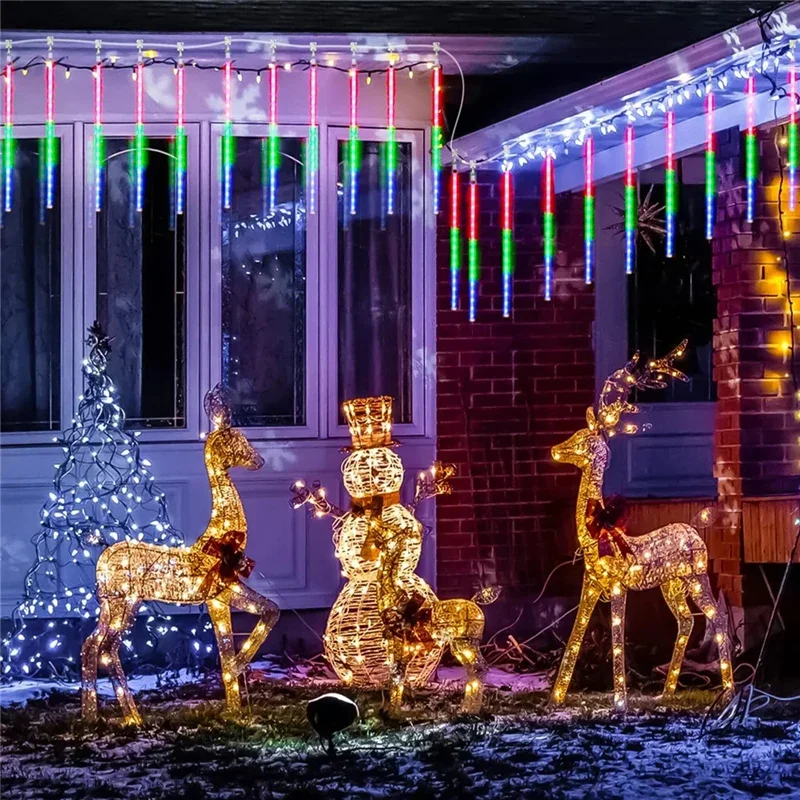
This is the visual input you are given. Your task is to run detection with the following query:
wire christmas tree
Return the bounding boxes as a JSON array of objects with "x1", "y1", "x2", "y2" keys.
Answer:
[{"x1": 2, "y1": 322, "x2": 211, "y2": 679}]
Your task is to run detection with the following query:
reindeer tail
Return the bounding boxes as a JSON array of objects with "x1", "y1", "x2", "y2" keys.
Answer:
[{"x1": 471, "y1": 586, "x2": 501, "y2": 606}]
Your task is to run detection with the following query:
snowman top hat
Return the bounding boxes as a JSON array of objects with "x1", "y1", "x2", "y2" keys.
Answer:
[{"x1": 342, "y1": 396, "x2": 399, "y2": 451}]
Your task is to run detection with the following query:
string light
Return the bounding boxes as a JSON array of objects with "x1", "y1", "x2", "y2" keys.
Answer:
[
  {"x1": 584, "y1": 136, "x2": 594, "y2": 284},
  {"x1": 134, "y1": 41, "x2": 145, "y2": 213},
  {"x1": 92, "y1": 41, "x2": 104, "y2": 214},
  {"x1": 543, "y1": 149, "x2": 555, "y2": 301},
  {"x1": 348, "y1": 43, "x2": 360, "y2": 216},
  {"x1": 789, "y1": 47, "x2": 797, "y2": 212},
  {"x1": 307, "y1": 43, "x2": 318, "y2": 215},
  {"x1": 175, "y1": 43, "x2": 186, "y2": 216},
  {"x1": 665, "y1": 95, "x2": 676, "y2": 258},
  {"x1": 450, "y1": 162, "x2": 460, "y2": 311},
  {"x1": 745, "y1": 70, "x2": 757, "y2": 224},
  {"x1": 386, "y1": 53, "x2": 397, "y2": 215},
  {"x1": 44, "y1": 37, "x2": 56, "y2": 210},
  {"x1": 222, "y1": 38, "x2": 233, "y2": 211},
  {"x1": 3, "y1": 41, "x2": 14, "y2": 213},
  {"x1": 550, "y1": 342, "x2": 734, "y2": 711},
  {"x1": 268, "y1": 43, "x2": 279, "y2": 211},
  {"x1": 431, "y1": 44, "x2": 443, "y2": 215},
  {"x1": 705, "y1": 76, "x2": 715, "y2": 240},
  {"x1": 468, "y1": 166, "x2": 479, "y2": 322},
  {"x1": 501, "y1": 159, "x2": 514, "y2": 318},
  {"x1": 624, "y1": 121, "x2": 636, "y2": 274}
]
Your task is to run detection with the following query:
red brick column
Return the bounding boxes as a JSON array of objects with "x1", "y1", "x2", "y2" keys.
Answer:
[
  {"x1": 435, "y1": 171, "x2": 594, "y2": 599},
  {"x1": 712, "y1": 125, "x2": 800, "y2": 609}
]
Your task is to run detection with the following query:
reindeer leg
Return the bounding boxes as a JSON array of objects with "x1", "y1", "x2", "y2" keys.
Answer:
[
  {"x1": 386, "y1": 636, "x2": 409, "y2": 718},
  {"x1": 686, "y1": 574, "x2": 734, "y2": 698},
  {"x1": 610, "y1": 588, "x2": 628, "y2": 712},
  {"x1": 104, "y1": 600, "x2": 142, "y2": 726},
  {"x1": 81, "y1": 598, "x2": 111, "y2": 722},
  {"x1": 451, "y1": 636, "x2": 486, "y2": 715},
  {"x1": 207, "y1": 590, "x2": 241, "y2": 714},
  {"x1": 550, "y1": 578, "x2": 601, "y2": 706},
  {"x1": 661, "y1": 579, "x2": 694, "y2": 699},
  {"x1": 228, "y1": 582, "x2": 280, "y2": 675}
]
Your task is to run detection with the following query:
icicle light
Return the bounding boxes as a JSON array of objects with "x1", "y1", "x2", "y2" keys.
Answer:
[
  {"x1": 3, "y1": 49, "x2": 14, "y2": 213},
  {"x1": 222, "y1": 46, "x2": 233, "y2": 211},
  {"x1": 789, "y1": 57, "x2": 797, "y2": 212},
  {"x1": 705, "y1": 84, "x2": 715, "y2": 240},
  {"x1": 624, "y1": 123, "x2": 636, "y2": 274},
  {"x1": 386, "y1": 57, "x2": 397, "y2": 215},
  {"x1": 93, "y1": 47, "x2": 104, "y2": 214},
  {"x1": 45, "y1": 49, "x2": 57, "y2": 210},
  {"x1": 745, "y1": 71, "x2": 757, "y2": 224},
  {"x1": 450, "y1": 164, "x2": 460, "y2": 311},
  {"x1": 307, "y1": 47, "x2": 319, "y2": 215},
  {"x1": 431, "y1": 48, "x2": 443, "y2": 215},
  {"x1": 348, "y1": 44, "x2": 360, "y2": 216},
  {"x1": 175, "y1": 50, "x2": 186, "y2": 216},
  {"x1": 268, "y1": 50, "x2": 279, "y2": 211},
  {"x1": 134, "y1": 57, "x2": 146, "y2": 213},
  {"x1": 501, "y1": 162, "x2": 514, "y2": 318},
  {"x1": 665, "y1": 102, "x2": 676, "y2": 258},
  {"x1": 543, "y1": 150, "x2": 555, "y2": 301},
  {"x1": 584, "y1": 136, "x2": 594, "y2": 284},
  {"x1": 468, "y1": 167, "x2": 479, "y2": 322}
]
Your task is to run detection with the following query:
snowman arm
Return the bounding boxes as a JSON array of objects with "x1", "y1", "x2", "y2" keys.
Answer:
[
  {"x1": 290, "y1": 480, "x2": 346, "y2": 520},
  {"x1": 411, "y1": 460, "x2": 457, "y2": 509}
]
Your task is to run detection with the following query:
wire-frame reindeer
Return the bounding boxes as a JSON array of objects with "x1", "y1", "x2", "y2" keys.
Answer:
[
  {"x1": 81, "y1": 385, "x2": 280, "y2": 725},
  {"x1": 549, "y1": 341, "x2": 734, "y2": 711}
]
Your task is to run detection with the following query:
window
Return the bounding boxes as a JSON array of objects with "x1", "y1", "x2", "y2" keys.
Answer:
[
  {"x1": 221, "y1": 137, "x2": 306, "y2": 427},
  {"x1": 1, "y1": 138, "x2": 61, "y2": 432},
  {"x1": 629, "y1": 158, "x2": 715, "y2": 402},
  {"x1": 337, "y1": 139, "x2": 413, "y2": 423},
  {"x1": 96, "y1": 137, "x2": 186, "y2": 428}
]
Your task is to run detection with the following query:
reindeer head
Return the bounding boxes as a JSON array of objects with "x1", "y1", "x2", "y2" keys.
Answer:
[
  {"x1": 552, "y1": 341, "x2": 689, "y2": 477},
  {"x1": 203, "y1": 384, "x2": 264, "y2": 472}
]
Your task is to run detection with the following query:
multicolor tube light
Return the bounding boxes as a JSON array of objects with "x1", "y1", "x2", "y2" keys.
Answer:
[
  {"x1": 268, "y1": 58, "x2": 279, "y2": 211},
  {"x1": 307, "y1": 50, "x2": 319, "y2": 215},
  {"x1": 789, "y1": 61, "x2": 797, "y2": 212},
  {"x1": 134, "y1": 60, "x2": 146, "y2": 213},
  {"x1": 174, "y1": 57, "x2": 186, "y2": 216},
  {"x1": 468, "y1": 167, "x2": 479, "y2": 322},
  {"x1": 222, "y1": 56, "x2": 234, "y2": 210},
  {"x1": 45, "y1": 56, "x2": 57, "y2": 210},
  {"x1": 449, "y1": 164, "x2": 460, "y2": 311},
  {"x1": 347, "y1": 47, "x2": 360, "y2": 216},
  {"x1": 745, "y1": 72, "x2": 757, "y2": 224},
  {"x1": 386, "y1": 59, "x2": 397, "y2": 215},
  {"x1": 93, "y1": 58, "x2": 104, "y2": 213},
  {"x1": 624, "y1": 123, "x2": 636, "y2": 275},
  {"x1": 665, "y1": 105, "x2": 676, "y2": 258},
  {"x1": 543, "y1": 150, "x2": 555, "y2": 301},
  {"x1": 431, "y1": 54, "x2": 443, "y2": 216},
  {"x1": 501, "y1": 164, "x2": 514, "y2": 318},
  {"x1": 3, "y1": 57, "x2": 13, "y2": 213},
  {"x1": 705, "y1": 86, "x2": 715, "y2": 240},
  {"x1": 584, "y1": 136, "x2": 594, "y2": 284}
]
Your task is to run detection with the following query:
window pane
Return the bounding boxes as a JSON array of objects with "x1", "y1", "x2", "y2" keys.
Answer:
[
  {"x1": 1, "y1": 138, "x2": 61, "y2": 432},
  {"x1": 221, "y1": 137, "x2": 306, "y2": 427},
  {"x1": 629, "y1": 171, "x2": 715, "y2": 402},
  {"x1": 96, "y1": 137, "x2": 186, "y2": 429},
  {"x1": 337, "y1": 139, "x2": 412, "y2": 423}
]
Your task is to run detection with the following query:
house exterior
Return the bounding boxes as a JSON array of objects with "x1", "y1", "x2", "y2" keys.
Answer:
[{"x1": 1, "y1": 5, "x2": 798, "y2": 653}]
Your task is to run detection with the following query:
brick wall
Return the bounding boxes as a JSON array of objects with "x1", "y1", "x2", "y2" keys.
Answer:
[
  {"x1": 712, "y1": 124, "x2": 800, "y2": 608},
  {"x1": 435, "y1": 170, "x2": 595, "y2": 599}
]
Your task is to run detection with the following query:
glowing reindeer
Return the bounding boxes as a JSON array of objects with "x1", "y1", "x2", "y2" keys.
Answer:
[
  {"x1": 550, "y1": 342, "x2": 734, "y2": 711},
  {"x1": 81, "y1": 385, "x2": 279, "y2": 725}
]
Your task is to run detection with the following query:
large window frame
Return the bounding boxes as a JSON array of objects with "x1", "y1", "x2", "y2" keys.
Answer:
[
  {"x1": 80, "y1": 122, "x2": 203, "y2": 441},
  {"x1": 0, "y1": 124, "x2": 76, "y2": 447},
  {"x1": 324, "y1": 125, "x2": 431, "y2": 440}
]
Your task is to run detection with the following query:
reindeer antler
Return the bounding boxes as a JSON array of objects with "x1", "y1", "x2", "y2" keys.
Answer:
[{"x1": 596, "y1": 340, "x2": 688, "y2": 435}]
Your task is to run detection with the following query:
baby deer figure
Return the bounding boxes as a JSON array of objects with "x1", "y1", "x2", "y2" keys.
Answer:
[
  {"x1": 81, "y1": 385, "x2": 279, "y2": 725},
  {"x1": 550, "y1": 342, "x2": 734, "y2": 711}
]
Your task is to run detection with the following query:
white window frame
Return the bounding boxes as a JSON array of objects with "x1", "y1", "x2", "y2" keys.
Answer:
[
  {"x1": 208, "y1": 122, "x2": 320, "y2": 440},
  {"x1": 79, "y1": 121, "x2": 203, "y2": 442},
  {"x1": 0, "y1": 124, "x2": 76, "y2": 447},
  {"x1": 324, "y1": 125, "x2": 431, "y2": 440}
]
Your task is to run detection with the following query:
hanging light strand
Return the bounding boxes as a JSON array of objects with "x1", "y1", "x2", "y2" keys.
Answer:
[
  {"x1": 134, "y1": 41, "x2": 146, "y2": 213},
  {"x1": 45, "y1": 37, "x2": 56, "y2": 210},
  {"x1": 307, "y1": 44, "x2": 318, "y2": 215},
  {"x1": 450, "y1": 162, "x2": 460, "y2": 311},
  {"x1": 584, "y1": 136, "x2": 594, "y2": 284},
  {"x1": 543, "y1": 148, "x2": 555, "y2": 301},
  {"x1": 665, "y1": 95, "x2": 676, "y2": 258},
  {"x1": 92, "y1": 41, "x2": 104, "y2": 213},
  {"x1": 431, "y1": 44, "x2": 443, "y2": 215},
  {"x1": 175, "y1": 43, "x2": 186, "y2": 216},
  {"x1": 222, "y1": 38, "x2": 233, "y2": 211},
  {"x1": 268, "y1": 43, "x2": 279, "y2": 211},
  {"x1": 386, "y1": 52, "x2": 397, "y2": 215},
  {"x1": 468, "y1": 166, "x2": 479, "y2": 322},
  {"x1": 789, "y1": 47, "x2": 797, "y2": 212},
  {"x1": 501, "y1": 158, "x2": 514, "y2": 318},
  {"x1": 348, "y1": 43, "x2": 359, "y2": 216},
  {"x1": 745, "y1": 70, "x2": 757, "y2": 224},
  {"x1": 624, "y1": 120, "x2": 636, "y2": 274},
  {"x1": 705, "y1": 76, "x2": 715, "y2": 240},
  {"x1": 3, "y1": 41, "x2": 14, "y2": 213}
]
